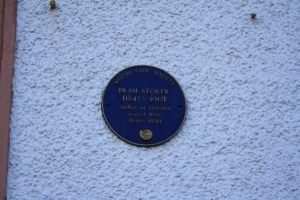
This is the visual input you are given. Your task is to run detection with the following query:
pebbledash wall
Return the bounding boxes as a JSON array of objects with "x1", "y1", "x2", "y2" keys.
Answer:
[{"x1": 7, "y1": 0, "x2": 300, "y2": 199}]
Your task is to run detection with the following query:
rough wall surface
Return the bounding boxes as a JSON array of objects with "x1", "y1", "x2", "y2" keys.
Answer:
[{"x1": 7, "y1": 0, "x2": 300, "y2": 199}]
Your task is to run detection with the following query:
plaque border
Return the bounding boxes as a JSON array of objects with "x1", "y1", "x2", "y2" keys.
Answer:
[{"x1": 101, "y1": 65, "x2": 187, "y2": 147}]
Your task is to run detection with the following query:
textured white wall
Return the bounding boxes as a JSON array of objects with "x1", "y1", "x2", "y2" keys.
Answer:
[{"x1": 7, "y1": 0, "x2": 300, "y2": 199}]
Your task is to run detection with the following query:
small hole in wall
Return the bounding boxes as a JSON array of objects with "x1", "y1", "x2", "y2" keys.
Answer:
[{"x1": 251, "y1": 13, "x2": 256, "y2": 20}]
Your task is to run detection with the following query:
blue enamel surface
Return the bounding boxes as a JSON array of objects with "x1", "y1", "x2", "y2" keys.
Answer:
[{"x1": 102, "y1": 66, "x2": 186, "y2": 146}]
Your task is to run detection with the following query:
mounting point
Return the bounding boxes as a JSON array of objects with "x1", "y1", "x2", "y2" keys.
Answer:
[
  {"x1": 251, "y1": 13, "x2": 256, "y2": 20},
  {"x1": 50, "y1": 0, "x2": 56, "y2": 10}
]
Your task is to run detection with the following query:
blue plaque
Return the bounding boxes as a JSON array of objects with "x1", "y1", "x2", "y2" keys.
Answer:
[{"x1": 102, "y1": 65, "x2": 186, "y2": 146}]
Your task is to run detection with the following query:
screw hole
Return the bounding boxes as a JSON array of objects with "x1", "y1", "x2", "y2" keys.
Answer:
[
  {"x1": 251, "y1": 13, "x2": 256, "y2": 20},
  {"x1": 50, "y1": 0, "x2": 56, "y2": 9}
]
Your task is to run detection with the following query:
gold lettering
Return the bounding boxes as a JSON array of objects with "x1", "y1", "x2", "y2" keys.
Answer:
[
  {"x1": 118, "y1": 105, "x2": 137, "y2": 110},
  {"x1": 149, "y1": 112, "x2": 162, "y2": 117},
  {"x1": 118, "y1": 88, "x2": 138, "y2": 93},
  {"x1": 149, "y1": 106, "x2": 171, "y2": 111},
  {"x1": 141, "y1": 88, "x2": 169, "y2": 94},
  {"x1": 118, "y1": 88, "x2": 126, "y2": 93},
  {"x1": 122, "y1": 95, "x2": 140, "y2": 102},
  {"x1": 154, "y1": 71, "x2": 175, "y2": 85},
  {"x1": 135, "y1": 68, "x2": 151, "y2": 73},
  {"x1": 128, "y1": 112, "x2": 146, "y2": 117},
  {"x1": 147, "y1": 118, "x2": 162, "y2": 124},
  {"x1": 128, "y1": 118, "x2": 144, "y2": 123},
  {"x1": 149, "y1": 96, "x2": 166, "y2": 102},
  {"x1": 114, "y1": 70, "x2": 132, "y2": 84},
  {"x1": 128, "y1": 88, "x2": 138, "y2": 93}
]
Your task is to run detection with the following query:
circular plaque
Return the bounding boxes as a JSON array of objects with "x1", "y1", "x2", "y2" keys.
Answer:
[{"x1": 101, "y1": 65, "x2": 186, "y2": 146}]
